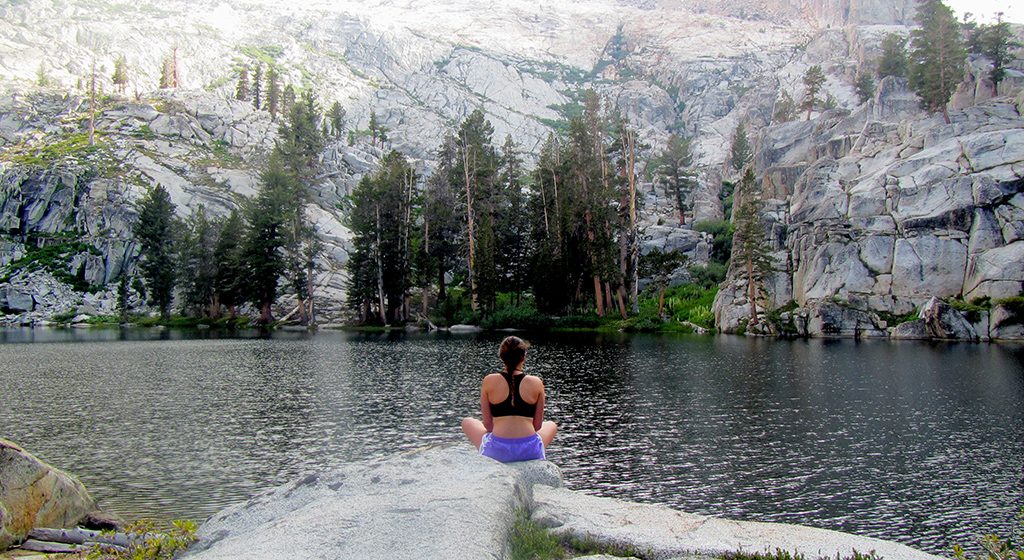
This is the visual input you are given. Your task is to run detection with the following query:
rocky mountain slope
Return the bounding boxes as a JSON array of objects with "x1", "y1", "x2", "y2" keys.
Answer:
[{"x1": 1, "y1": 0, "x2": 1022, "y2": 336}]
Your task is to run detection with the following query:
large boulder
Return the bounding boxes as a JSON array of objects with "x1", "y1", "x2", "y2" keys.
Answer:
[
  {"x1": 185, "y1": 446, "x2": 561, "y2": 560},
  {"x1": 531, "y1": 485, "x2": 941, "y2": 560},
  {"x1": 0, "y1": 439, "x2": 97, "y2": 550},
  {"x1": 919, "y1": 297, "x2": 979, "y2": 341}
]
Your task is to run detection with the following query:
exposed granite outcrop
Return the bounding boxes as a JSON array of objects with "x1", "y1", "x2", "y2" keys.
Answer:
[
  {"x1": 713, "y1": 86, "x2": 1024, "y2": 340},
  {"x1": 184, "y1": 445, "x2": 943, "y2": 560}
]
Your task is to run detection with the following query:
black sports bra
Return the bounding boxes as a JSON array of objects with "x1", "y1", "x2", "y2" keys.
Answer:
[{"x1": 489, "y1": 371, "x2": 537, "y2": 418}]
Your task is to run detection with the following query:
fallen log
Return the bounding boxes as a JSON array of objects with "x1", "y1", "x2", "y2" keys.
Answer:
[
  {"x1": 19, "y1": 538, "x2": 88, "y2": 553},
  {"x1": 28, "y1": 526, "x2": 134, "y2": 547}
]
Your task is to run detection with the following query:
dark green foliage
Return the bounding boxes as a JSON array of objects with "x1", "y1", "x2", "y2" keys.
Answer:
[
  {"x1": 214, "y1": 209, "x2": 246, "y2": 316},
  {"x1": 640, "y1": 248, "x2": 688, "y2": 316},
  {"x1": 688, "y1": 262, "x2": 728, "y2": 288},
  {"x1": 133, "y1": 184, "x2": 178, "y2": 319},
  {"x1": 178, "y1": 206, "x2": 220, "y2": 317},
  {"x1": 282, "y1": 84, "x2": 296, "y2": 114},
  {"x1": 266, "y1": 66, "x2": 281, "y2": 120},
  {"x1": 251, "y1": 64, "x2": 263, "y2": 110},
  {"x1": 235, "y1": 66, "x2": 250, "y2": 101},
  {"x1": 480, "y1": 302, "x2": 553, "y2": 331},
  {"x1": 495, "y1": 135, "x2": 530, "y2": 303},
  {"x1": 345, "y1": 151, "x2": 417, "y2": 324},
  {"x1": 0, "y1": 234, "x2": 101, "y2": 291},
  {"x1": 658, "y1": 133, "x2": 696, "y2": 224},
  {"x1": 277, "y1": 92, "x2": 324, "y2": 180},
  {"x1": 117, "y1": 274, "x2": 130, "y2": 322},
  {"x1": 730, "y1": 123, "x2": 753, "y2": 174},
  {"x1": 242, "y1": 157, "x2": 294, "y2": 324},
  {"x1": 946, "y1": 297, "x2": 988, "y2": 323},
  {"x1": 773, "y1": 90, "x2": 797, "y2": 123},
  {"x1": 508, "y1": 509, "x2": 565, "y2": 560},
  {"x1": 694, "y1": 219, "x2": 734, "y2": 264},
  {"x1": 980, "y1": 17, "x2": 1022, "y2": 93},
  {"x1": 855, "y1": 73, "x2": 875, "y2": 104},
  {"x1": 801, "y1": 64, "x2": 826, "y2": 120},
  {"x1": 452, "y1": 107, "x2": 501, "y2": 313},
  {"x1": 328, "y1": 101, "x2": 346, "y2": 139},
  {"x1": 878, "y1": 33, "x2": 909, "y2": 79},
  {"x1": 111, "y1": 55, "x2": 128, "y2": 94},
  {"x1": 731, "y1": 168, "x2": 775, "y2": 324},
  {"x1": 909, "y1": 0, "x2": 967, "y2": 123}
]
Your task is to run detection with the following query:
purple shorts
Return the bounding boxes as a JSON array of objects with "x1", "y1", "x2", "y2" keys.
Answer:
[{"x1": 480, "y1": 433, "x2": 545, "y2": 463}]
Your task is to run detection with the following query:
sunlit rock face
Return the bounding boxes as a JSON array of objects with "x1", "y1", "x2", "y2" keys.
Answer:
[{"x1": 0, "y1": 0, "x2": 1020, "y2": 330}]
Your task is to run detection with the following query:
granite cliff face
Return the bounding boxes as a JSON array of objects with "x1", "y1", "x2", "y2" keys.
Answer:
[
  {"x1": 0, "y1": 0, "x2": 1021, "y2": 333},
  {"x1": 712, "y1": 83, "x2": 1024, "y2": 340}
]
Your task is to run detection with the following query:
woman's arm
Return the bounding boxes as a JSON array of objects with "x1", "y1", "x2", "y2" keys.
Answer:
[
  {"x1": 532, "y1": 379, "x2": 545, "y2": 433},
  {"x1": 481, "y1": 378, "x2": 494, "y2": 433}
]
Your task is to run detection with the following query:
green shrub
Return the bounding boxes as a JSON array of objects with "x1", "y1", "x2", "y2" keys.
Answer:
[
  {"x1": 722, "y1": 550, "x2": 880, "y2": 560},
  {"x1": 482, "y1": 304, "x2": 553, "y2": 331},
  {"x1": 88, "y1": 519, "x2": 197, "y2": 560},
  {"x1": 694, "y1": 219, "x2": 734, "y2": 265},
  {"x1": 946, "y1": 297, "x2": 988, "y2": 323},
  {"x1": 995, "y1": 296, "x2": 1024, "y2": 323},
  {"x1": 688, "y1": 262, "x2": 727, "y2": 288},
  {"x1": 551, "y1": 313, "x2": 604, "y2": 330},
  {"x1": 687, "y1": 305, "x2": 714, "y2": 328},
  {"x1": 508, "y1": 509, "x2": 564, "y2": 560},
  {"x1": 952, "y1": 508, "x2": 1023, "y2": 560}
]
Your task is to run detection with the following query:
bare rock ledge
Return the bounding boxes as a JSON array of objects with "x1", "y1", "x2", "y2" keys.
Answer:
[{"x1": 185, "y1": 445, "x2": 942, "y2": 560}]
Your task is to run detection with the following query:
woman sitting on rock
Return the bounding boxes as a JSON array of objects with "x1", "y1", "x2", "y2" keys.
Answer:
[{"x1": 461, "y1": 336, "x2": 557, "y2": 462}]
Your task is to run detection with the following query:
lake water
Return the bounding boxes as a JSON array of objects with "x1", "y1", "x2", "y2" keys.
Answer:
[{"x1": 0, "y1": 328, "x2": 1022, "y2": 555}]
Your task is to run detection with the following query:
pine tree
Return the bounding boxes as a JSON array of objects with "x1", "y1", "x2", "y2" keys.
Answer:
[
  {"x1": 659, "y1": 134, "x2": 695, "y2": 225},
  {"x1": 495, "y1": 135, "x2": 530, "y2": 303},
  {"x1": 368, "y1": 111, "x2": 379, "y2": 146},
  {"x1": 420, "y1": 136, "x2": 462, "y2": 309},
  {"x1": 452, "y1": 108, "x2": 499, "y2": 312},
  {"x1": 639, "y1": 248, "x2": 688, "y2": 318},
  {"x1": 328, "y1": 101, "x2": 346, "y2": 139},
  {"x1": 276, "y1": 90, "x2": 325, "y2": 182},
  {"x1": 282, "y1": 84, "x2": 296, "y2": 114},
  {"x1": 178, "y1": 206, "x2": 220, "y2": 317},
  {"x1": 878, "y1": 33, "x2": 909, "y2": 79},
  {"x1": 345, "y1": 151, "x2": 418, "y2": 324},
  {"x1": 235, "y1": 67, "x2": 250, "y2": 101},
  {"x1": 276, "y1": 90, "x2": 325, "y2": 325},
  {"x1": 242, "y1": 156, "x2": 295, "y2": 324},
  {"x1": 266, "y1": 67, "x2": 281, "y2": 120},
  {"x1": 773, "y1": 91, "x2": 797, "y2": 123},
  {"x1": 159, "y1": 56, "x2": 174, "y2": 88},
  {"x1": 981, "y1": 15, "x2": 1022, "y2": 95},
  {"x1": 133, "y1": 184, "x2": 178, "y2": 320},
  {"x1": 36, "y1": 62, "x2": 50, "y2": 87},
  {"x1": 909, "y1": 0, "x2": 966, "y2": 123},
  {"x1": 802, "y1": 65, "x2": 826, "y2": 120},
  {"x1": 729, "y1": 123, "x2": 753, "y2": 174},
  {"x1": 112, "y1": 55, "x2": 128, "y2": 95},
  {"x1": 730, "y1": 168, "x2": 775, "y2": 325},
  {"x1": 855, "y1": 72, "x2": 876, "y2": 103},
  {"x1": 117, "y1": 274, "x2": 130, "y2": 323},
  {"x1": 252, "y1": 64, "x2": 263, "y2": 110},
  {"x1": 213, "y1": 209, "x2": 246, "y2": 318}
]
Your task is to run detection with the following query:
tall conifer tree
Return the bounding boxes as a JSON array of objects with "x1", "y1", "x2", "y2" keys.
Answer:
[{"x1": 908, "y1": 0, "x2": 966, "y2": 123}]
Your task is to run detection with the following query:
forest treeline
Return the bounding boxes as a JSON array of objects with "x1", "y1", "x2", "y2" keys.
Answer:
[{"x1": 124, "y1": 0, "x2": 1019, "y2": 329}]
